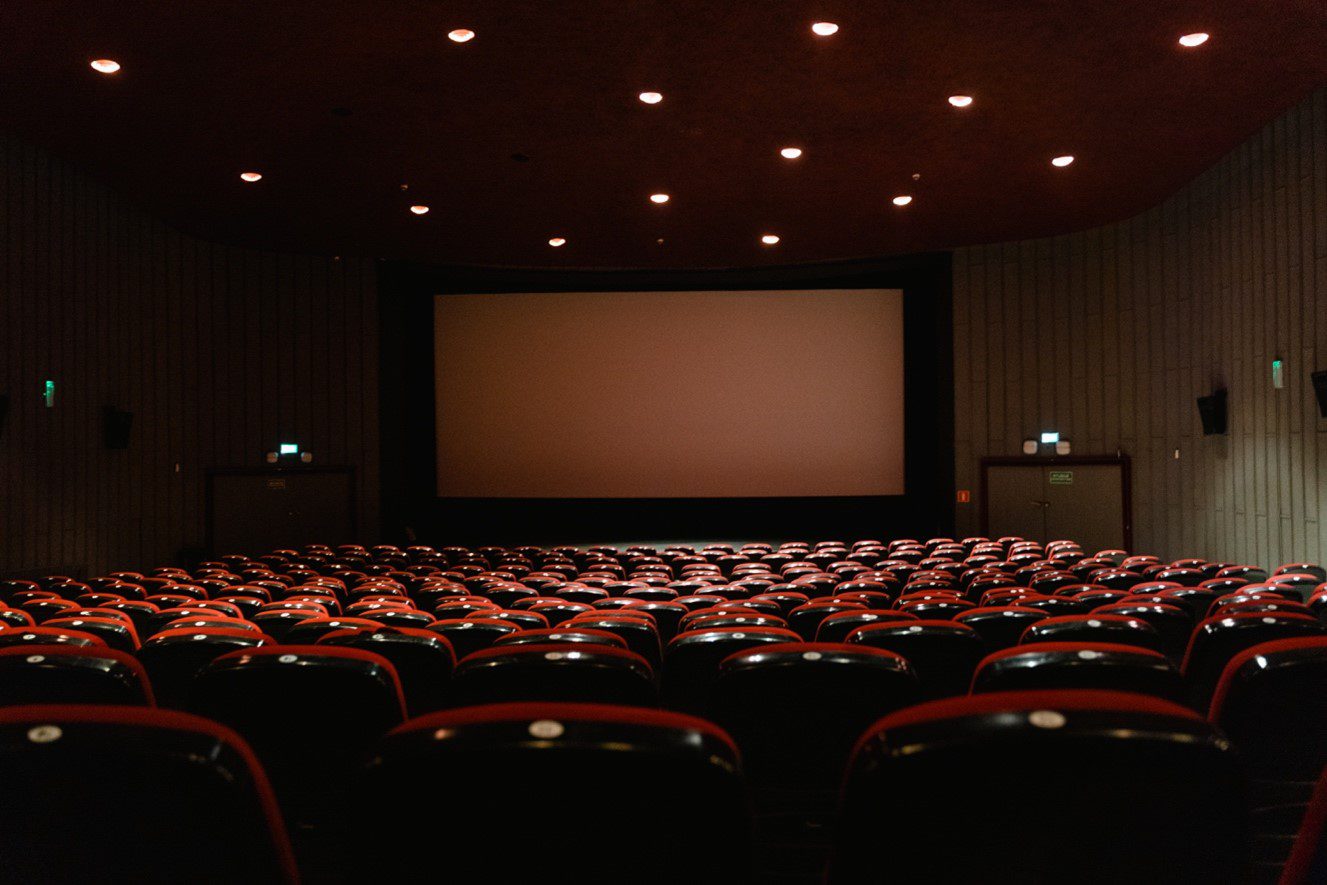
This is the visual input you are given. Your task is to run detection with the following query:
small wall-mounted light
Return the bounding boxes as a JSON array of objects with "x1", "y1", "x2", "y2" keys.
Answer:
[
  {"x1": 1022, "y1": 439, "x2": 1038, "y2": 455},
  {"x1": 1055, "y1": 440, "x2": 1072, "y2": 455},
  {"x1": 43, "y1": 380, "x2": 55, "y2": 408}
]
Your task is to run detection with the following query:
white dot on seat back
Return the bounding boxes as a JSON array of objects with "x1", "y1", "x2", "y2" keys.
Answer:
[
  {"x1": 802, "y1": 651, "x2": 823, "y2": 661},
  {"x1": 25, "y1": 655, "x2": 45, "y2": 664},
  {"x1": 1262, "y1": 617, "x2": 1277, "y2": 624},
  {"x1": 1087, "y1": 619, "x2": 1102, "y2": 627},
  {"x1": 21, "y1": 634, "x2": 35, "y2": 640},
  {"x1": 1028, "y1": 710, "x2": 1067, "y2": 729},
  {"x1": 528, "y1": 719, "x2": 565, "y2": 739},
  {"x1": 907, "y1": 626, "x2": 923, "y2": 633},
  {"x1": 27, "y1": 725, "x2": 62, "y2": 744},
  {"x1": 1076, "y1": 650, "x2": 1102, "y2": 660},
  {"x1": 731, "y1": 633, "x2": 746, "y2": 639},
  {"x1": 278, "y1": 654, "x2": 298, "y2": 663},
  {"x1": 544, "y1": 651, "x2": 566, "y2": 661},
  {"x1": 193, "y1": 634, "x2": 207, "y2": 640}
]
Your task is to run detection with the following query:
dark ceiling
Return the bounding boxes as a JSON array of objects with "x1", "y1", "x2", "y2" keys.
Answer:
[{"x1": 3, "y1": 1, "x2": 1324, "y2": 269}]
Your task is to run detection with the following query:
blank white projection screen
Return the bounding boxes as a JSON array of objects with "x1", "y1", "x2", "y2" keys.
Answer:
[{"x1": 434, "y1": 289, "x2": 905, "y2": 498}]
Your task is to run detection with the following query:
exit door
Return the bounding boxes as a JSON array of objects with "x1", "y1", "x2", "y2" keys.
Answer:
[{"x1": 981, "y1": 457, "x2": 1131, "y2": 554}]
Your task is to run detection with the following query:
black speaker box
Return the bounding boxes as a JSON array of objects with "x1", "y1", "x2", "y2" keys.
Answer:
[
  {"x1": 1197, "y1": 390, "x2": 1227, "y2": 436},
  {"x1": 104, "y1": 407, "x2": 133, "y2": 449},
  {"x1": 1312, "y1": 371, "x2": 1327, "y2": 418}
]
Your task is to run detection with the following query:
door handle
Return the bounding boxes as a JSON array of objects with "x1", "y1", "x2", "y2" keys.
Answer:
[{"x1": 1029, "y1": 499, "x2": 1050, "y2": 508}]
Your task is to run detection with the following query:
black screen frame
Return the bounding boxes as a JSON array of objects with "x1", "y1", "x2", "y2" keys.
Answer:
[{"x1": 378, "y1": 253, "x2": 954, "y2": 545}]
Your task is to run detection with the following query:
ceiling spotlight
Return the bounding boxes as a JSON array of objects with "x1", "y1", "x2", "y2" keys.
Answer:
[
  {"x1": 649, "y1": 193, "x2": 670, "y2": 204},
  {"x1": 409, "y1": 205, "x2": 430, "y2": 215},
  {"x1": 761, "y1": 234, "x2": 780, "y2": 245},
  {"x1": 892, "y1": 195, "x2": 913, "y2": 206},
  {"x1": 811, "y1": 22, "x2": 839, "y2": 36},
  {"x1": 548, "y1": 237, "x2": 566, "y2": 247},
  {"x1": 780, "y1": 147, "x2": 803, "y2": 159},
  {"x1": 90, "y1": 59, "x2": 121, "y2": 74},
  {"x1": 948, "y1": 95, "x2": 974, "y2": 108},
  {"x1": 1178, "y1": 32, "x2": 1209, "y2": 47},
  {"x1": 239, "y1": 172, "x2": 263, "y2": 183},
  {"x1": 1051, "y1": 155, "x2": 1075, "y2": 167},
  {"x1": 638, "y1": 91, "x2": 663, "y2": 104},
  {"x1": 448, "y1": 29, "x2": 475, "y2": 43}
]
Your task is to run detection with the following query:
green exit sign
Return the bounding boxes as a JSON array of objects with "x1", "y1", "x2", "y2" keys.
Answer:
[{"x1": 1049, "y1": 470, "x2": 1074, "y2": 485}]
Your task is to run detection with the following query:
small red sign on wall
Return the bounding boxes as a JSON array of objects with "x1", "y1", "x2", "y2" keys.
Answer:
[{"x1": 956, "y1": 489, "x2": 971, "y2": 503}]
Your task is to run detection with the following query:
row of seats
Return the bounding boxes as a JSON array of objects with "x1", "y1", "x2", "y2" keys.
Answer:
[
  {"x1": 7, "y1": 536, "x2": 1327, "y2": 883},
  {"x1": 12, "y1": 689, "x2": 1327, "y2": 884}
]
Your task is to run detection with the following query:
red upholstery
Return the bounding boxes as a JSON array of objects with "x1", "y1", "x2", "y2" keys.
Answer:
[
  {"x1": 854, "y1": 689, "x2": 1202, "y2": 756},
  {"x1": 668, "y1": 626, "x2": 801, "y2": 645},
  {"x1": 0, "y1": 703, "x2": 298, "y2": 883},
  {"x1": 459, "y1": 642, "x2": 649, "y2": 667},
  {"x1": 718, "y1": 641, "x2": 908, "y2": 668},
  {"x1": 211, "y1": 644, "x2": 407, "y2": 716},
  {"x1": 977, "y1": 641, "x2": 1168, "y2": 667},
  {"x1": 1282, "y1": 762, "x2": 1327, "y2": 885},
  {"x1": 1182, "y1": 611, "x2": 1324, "y2": 670},
  {"x1": 498, "y1": 627, "x2": 628, "y2": 648},
  {"x1": 2, "y1": 627, "x2": 106, "y2": 646},
  {"x1": 148, "y1": 627, "x2": 277, "y2": 645},
  {"x1": 392, "y1": 701, "x2": 740, "y2": 757},
  {"x1": 1206, "y1": 635, "x2": 1327, "y2": 719},
  {"x1": 0, "y1": 644, "x2": 156, "y2": 704}
]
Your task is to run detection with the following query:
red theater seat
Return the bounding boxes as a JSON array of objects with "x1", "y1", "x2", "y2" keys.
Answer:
[
  {"x1": 1209, "y1": 637, "x2": 1327, "y2": 881},
  {"x1": 318, "y1": 627, "x2": 456, "y2": 716},
  {"x1": 663, "y1": 625, "x2": 800, "y2": 712},
  {"x1": 452, "y1": 643, "x2": 657, "y2": 707},
  {"x1": 970, "y1": 642, "x2": 1184, "y2": 700},
  {"x1": 1283, "y1": 763, "x2": 1327, "y2": 885},
  {"x1": 188, "y1": 645, "x2": 406, "y2": 832},
  {"x1": 1183, "y1": 612, "x2": 1327, "y2": 709},
  {"x1": 1020, "y1": 613, "x2": 1168, "y2": 654},
  {"x1": 137, "y1": 627, "x2": 275, "y2": 708},
  {"x1": 426, "y1": 617, "x2": 520, "y2": 660},
  {"x1": 833, "y1": 690, "x2": 1248, "y2": 884},
  {"x1": 350, "y1": 703, "x2": 748, "y2": 884},
  {"x1": 845, "y1": 620, "x2": 985, "y2": 699},
  {"x1": 0, "y1": 704, "x2": 296, "y2": 883},
  {"x1": 0, "y1": 645, "x2": 154, "y2": 706}
]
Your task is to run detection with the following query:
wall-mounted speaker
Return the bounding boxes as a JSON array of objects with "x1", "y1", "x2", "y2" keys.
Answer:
[
  {"x1": 104, "y1": 407, "x2": 133, "y2": 449},
  {"x1": 1312, "y1": 371, "x2": 1327, "y2": 418},
  {"x1": 1197, "y1": 389, "x2": 1228, "y2": 436}
]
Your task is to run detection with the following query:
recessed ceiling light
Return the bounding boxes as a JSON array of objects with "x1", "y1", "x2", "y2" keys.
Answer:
[
  {"x1": 448, "y1": 29, "x2": 475, "y2": 43},
  {"x1": 1051, "y1": 155, "x2": 1075, "y2": 167},
  {"x1": 948, "y1": 95, "x2": 974, "y2": 108},
  {"x1": 90, "y1": 59, "x2": 121, "y2": 74},
  {"x1": 892, "y1": 195, "x2": 913, "y2": 206},
  {"x1": 811, "y1": 22, "x2": 839, "y2": 36},
  {"x1": 638, "y1": 91, "x2": 663, "y2": 104},
  {"x1": 1178, "y1": 32, "x2": 1209, "y2": 47},
  {"x1": 780, "y1": 147, "x2": 803, "y2": 159},
  {"x1": 548, "y1": 237, "x2": 566, "y2": 247},
  {"x1": 409, "y1": 205, "x2": 430, "y2": 215},
  {"x1": 239, "y1": 172, "x2": 263, "y2": 183},
  {"x1": 761, "y1": 234, "x2": 780, "y2": 245},
  {"x1": 649, "y1": 193, "x2": 670, "y2": 204}
]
